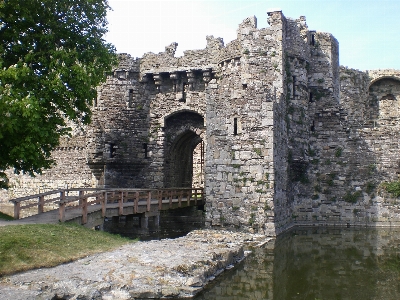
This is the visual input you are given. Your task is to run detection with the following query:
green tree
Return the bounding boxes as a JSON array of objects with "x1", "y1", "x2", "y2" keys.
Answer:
[{"x1": 0, "y1": 0, "x2": 117, "y2": 188}]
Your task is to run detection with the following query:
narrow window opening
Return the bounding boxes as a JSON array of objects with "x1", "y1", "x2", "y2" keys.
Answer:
[
  {"x1": 234, "y1": 57, "x2": 241, "y2": 66},
  {"x1": 311, "y1": 34, "x2": 315, "y2": 46},
  {"x1": 309, "y1": 92, "x2": 313, "y2": 102},
  {"x1": 143, "y1": 143, "x2": 148, "y2": 158},
  {"x1": 311, "y1": 120, "x2": 315, "y2": 132},
  {"x1": 200, "y1": 141, "x2": 204, "y2": 184},
  {"x1": 242, "y1": 83, "x2": 247, "y2": 90},
  {"x1": 128, "y1": 89, "x2": 133, "y2": 107},
  {"x1": 109, "y1": 143, "x2": 116, "y2": 158},
  {"x1": 233, "y1": 118, "x2": 238, "y2": 136},
  {"x1": 292, "y1": 76, "x2": 296, "y2": 98},
  {"x1": 180, "y1": 83, "x2": 188, "y2": 102}
]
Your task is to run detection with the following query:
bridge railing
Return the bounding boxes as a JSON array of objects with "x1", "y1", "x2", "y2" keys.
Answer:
[
  {"x1": 8, "y1": 188, "x2": 104, "y2": 220},
  {"x1": 9, "y1": 187, "x2": 204, "y2": 224}
]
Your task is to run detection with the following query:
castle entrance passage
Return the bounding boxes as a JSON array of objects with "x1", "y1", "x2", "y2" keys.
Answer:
[{"x1": 163, "y1": 111, "x2": 205, "y2": 188}]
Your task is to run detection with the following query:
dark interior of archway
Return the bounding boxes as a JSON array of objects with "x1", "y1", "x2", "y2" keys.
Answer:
[
  {"x1": 165, "y1": 111, "x2": 204, "y2": 128},
  {"x1": 165, "y1": 130, "x2": 202, "y2": 187},
  {"x1": 164, "y1": 111, "x2": 204, "y2": 188}
]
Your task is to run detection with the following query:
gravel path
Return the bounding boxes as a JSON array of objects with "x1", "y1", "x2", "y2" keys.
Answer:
[{"x1": 0, "y1": 230, "x2": 271, "y2": 299}]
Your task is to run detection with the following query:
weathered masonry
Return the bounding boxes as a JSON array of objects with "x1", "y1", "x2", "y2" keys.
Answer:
[{"x1": 2, "y1": 10, "x2": 400, "y2": 236}]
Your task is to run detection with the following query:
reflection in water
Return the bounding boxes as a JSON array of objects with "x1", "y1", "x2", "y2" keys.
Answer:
[
  {"x1": 195, "y1": 228, "x2": 400, "y2": 300},
  {"x1": 102, "y1": 206, "x2": 204, "y2": 241}
]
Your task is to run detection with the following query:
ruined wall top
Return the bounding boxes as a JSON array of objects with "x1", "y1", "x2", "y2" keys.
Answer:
[
  {"x1": 138, "y1": 35, "x2": 224, "y2": 74},
  {"x1": 236, "y1": 15, "x2": 257, "y2": 39},
  {"x1": 367, "y1": 69, "x2": 400, "y2": 86},
  {"x1": 112, "y1": 10, "x2": 285, "y2": 77},
  {"x1": 111, "y1": 10, "x2": 399, "y2": 91},
  {"x1": 115, "y1": 53, "x2": 140, "y2": 72}
]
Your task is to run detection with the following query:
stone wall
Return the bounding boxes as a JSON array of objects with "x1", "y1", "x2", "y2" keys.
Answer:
[
  {"x1": 2, "y1": 10, "x2": 400, "y2": 236},
  {"x1": 0, "y1": 130, "x2": 95, "y2": 207},
  {"x1": 204, "y1": 14, "x2": 281, "y2": 235},
  {"x1": 289, "y1": 66, "x2": 400, "y2": 227}
]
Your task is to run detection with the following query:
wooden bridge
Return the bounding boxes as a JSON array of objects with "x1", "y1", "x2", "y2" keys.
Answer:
[{"x1": 7, "y1": 188, "x2": 204, "y2": 228}]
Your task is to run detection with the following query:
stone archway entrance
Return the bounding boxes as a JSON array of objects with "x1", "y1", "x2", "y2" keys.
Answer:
[{"x1": 163, "y1": 111, "x2": 205, "y2": 188}]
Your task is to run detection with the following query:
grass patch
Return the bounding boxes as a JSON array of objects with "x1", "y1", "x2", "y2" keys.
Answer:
[
  {"x1": 335, "y1": 147, "x2": 343, "y2": 157},
  {"x1": 0, "y1": 211, "x2": 14, "y2": 221},
  {"x1": 380, "y1": 254, "x2": 400, "y2": 274},
  {"x1": 0, "y1": 223, "x2": 131, "y2": 276},
  {"x1": 314, "y1": 185, "x2": 322, "y2": 193},
  {"x1": 248, "y1": 213, "x2": 256, "y2": 226},
  {"x1": 311, "y1": 159, "x2": 319, "y2": 165},
  {"x1": 254, "y1": 148, "x2": 262, "y2": 156},
  {"x1": 366, "y1": 182, "x2": 375, "y2": 195},
  {"x1": 343, "y1": 191, "x2": 362, "y2": 203},
  {"x1": 382, "y1": 181, "x2": 400, "y2": 198}
]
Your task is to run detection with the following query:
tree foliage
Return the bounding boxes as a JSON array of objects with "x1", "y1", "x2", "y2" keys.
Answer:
[{"x1": 0, "y1": 0, "x2": 117, "y2": 188}]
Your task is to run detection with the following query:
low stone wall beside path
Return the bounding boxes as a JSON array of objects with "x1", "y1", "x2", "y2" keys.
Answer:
[{"x1": 0, "y1": 230, "x2": 271, "y2": 300}]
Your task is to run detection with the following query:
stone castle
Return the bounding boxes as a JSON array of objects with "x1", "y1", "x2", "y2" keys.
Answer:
[{"x1": 2, "y1": 10, "x2": 400, "y2": 235}]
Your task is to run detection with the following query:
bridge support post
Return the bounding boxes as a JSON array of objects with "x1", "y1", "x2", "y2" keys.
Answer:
[
  {"x1": 140, "y1": 215, "x2": 148, "y2": 229},
  {"x1": 59, "y1": 191, "x2": 66, "y2": 222},
  {"x1": 119, "y1": 191, "x2": 124, "y2": 215},
  {"x1": 101, "y1": 192, "x2": 107, "y2": 217},
  {"x1": 13, "y1": 201, "x2": 20, "y2": 220},
  {"x1": 158, "y1": 191, "x2": 163, "y2": 210},
  {"x1": 38, "y1": 195, "x2": 44, "y2": 214},
  {"x1": 153, "y1": 213, "x2": 160, "y2": 227},
  {"x1": 134, "y1": 191, "x2": 139, "y2": 213},
  {"x1": 178, "y1": 191, "x2": 183, "y2": 207},
  {"x1": 82, "y1": 198, "x2": 88, "y2": 224},
  {"x1": 147, "y1": 191, "x2": 151, "y2": 211},
  {"x1": 139, "y1": 211, "x2": 160, "y2": 229},
  {"x1": 78, "y1": 190, "x2": 84, "y2": 207},
  {"x1": 59, "y1": 202, "x2": 65, "y2": 222}
]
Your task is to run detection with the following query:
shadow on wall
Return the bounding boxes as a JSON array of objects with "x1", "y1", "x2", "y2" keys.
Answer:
[{"x1": 289, "y1": 74, "x2": 400, "y2": 228}]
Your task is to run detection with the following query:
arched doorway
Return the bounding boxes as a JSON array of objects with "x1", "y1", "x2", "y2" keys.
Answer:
[{"x1": 163, "y1": 111, "x2": 205, "y2": 188}]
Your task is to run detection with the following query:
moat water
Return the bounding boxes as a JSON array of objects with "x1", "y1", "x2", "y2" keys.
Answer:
[
  {"x1": 195, "y1": 227, "x2": 400, "y2": 300},
  {"x1": 104, "y1": 214, "x2": 400, "y2": 300}
]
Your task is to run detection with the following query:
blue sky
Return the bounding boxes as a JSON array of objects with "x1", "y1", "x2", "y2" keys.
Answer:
[{"x1": 106, "y1": 0, "x2": 400, "y2": 71}]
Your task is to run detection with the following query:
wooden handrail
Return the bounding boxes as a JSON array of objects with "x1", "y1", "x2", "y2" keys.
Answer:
[
  {"x1": 9, "y1": 188, "x2": 105, "y2": 203},
  {"x1": 10, "y1": 187, "x2": 200, "y2": 204},
  {"x1": 9, "y1": 187, "x2": 204, "y2": 222}
]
